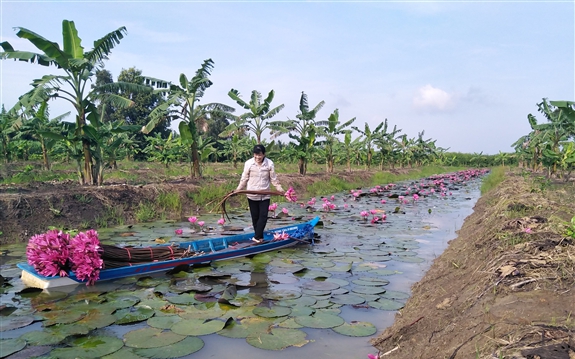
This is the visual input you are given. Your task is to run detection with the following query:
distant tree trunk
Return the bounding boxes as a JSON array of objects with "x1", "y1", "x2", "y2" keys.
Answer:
[{"x1": 41, "y1": 140, "x2": 51, "y2": 170}]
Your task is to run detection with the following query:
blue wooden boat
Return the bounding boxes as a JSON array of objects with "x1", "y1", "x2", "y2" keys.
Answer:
[{"x1": 18, "y1": 216, "x2": 320, "y2": 289}]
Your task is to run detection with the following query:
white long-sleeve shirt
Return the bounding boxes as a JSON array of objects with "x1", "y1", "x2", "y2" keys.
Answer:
[{"x1": 236, "y1": 157, "x2": 283, "y2": 201}]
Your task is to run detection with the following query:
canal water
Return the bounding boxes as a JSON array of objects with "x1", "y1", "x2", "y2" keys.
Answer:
[{"x1": 0, "y1": 171, "x2": 483, "y2": 359}]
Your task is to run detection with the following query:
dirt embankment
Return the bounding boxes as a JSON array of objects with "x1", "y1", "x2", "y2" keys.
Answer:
[
  {"x1": 0, "y1": 171, "x2": 375, "y2": 245},
  {"x1": 371, "y1": 172, "x2": 575, "y2": 359}
]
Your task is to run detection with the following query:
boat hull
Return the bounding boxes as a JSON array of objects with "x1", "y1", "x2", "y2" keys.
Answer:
[{"x1": 18, "y1": 217, "x2": 319, "y2": 289}]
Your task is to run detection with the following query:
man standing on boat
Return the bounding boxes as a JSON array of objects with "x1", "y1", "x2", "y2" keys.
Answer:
[{"x1": 236, "y1": 144, "x2": 284, "y2": 243}]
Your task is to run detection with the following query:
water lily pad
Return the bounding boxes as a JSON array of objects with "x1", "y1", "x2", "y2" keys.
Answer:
[
  {"x1": 329, "y1": 262, "x2": 354, "y2": 272},
  {"x1": 115, "y1": 306, "x2": 155, "y2": 324},
  {"x1": 300, "y1": 260, "x2": 335, "y2": 268},
  {"x1": 102, "y1": 347, "x2": 147, "y2": 359},
  {"x1": 261, "y1": 289, "x2": 301, "y2": 300},
  {"x1": 368, "y1": 298, "x2": 405, "y2": 310},
  {"x1": 302, "y1": 288, "x2": 332, "y2": 296},
  {"x1": 105, "y1": 295, "x2": 141, "y2": 309},
  {"x1": 134, "y1": 336, "x2": 204, "y2": 358},
  {"x1": 20, "y1": 329, "x2": 66, "y2": 345},
  {"x1": 172, "y1": 318, "x2": 226, "y2": 336},
  {"x1": 303, "y1": 281, "x2": 339, "y2": 291},
  {"x1": 294, "y1": 312, "x2": 345, "y2": 328},
  {"x1": 46, "y1": 322, "x2": 92, "y2": 336},
  {"x1": 325, "y1": 278, "x2": 350, "y2": 287},
  {"x1": 124, "y1": 327, "x2": 186, "y2": 348},
  {"x1": 217, "y1": 319, "x2": 250, "y2": 338},
  {"x1": 147, "y1": 315, "x2": 182, "y2": 329},
  {"x1": 369, "y1": 269, "x2": 401, "y2": 276},
  {"x1": 330, "y1": 294, "x2": 366, "y2": 305},
  {"x1": 50, "y1": 335, "x2": 123, "y2": 359},
  {"x1": 351, "y1": 286, "x2": 387, "y2": 295},
  {"x1": 311, "y1": 299, "x2": 332, "y2": 309},
  {"x1": 2, "y1": 345, "x2": 51, "y2": 359},
  {"x1": 165, "y1": 293, "x2": 200, "y2": 305},
  {"x1": 394, "y1": 255, "x2": 425, "y2": 263},
  {"x1": 252, "y1": 306, "x2": 290, "y2": 318},
  {"x1": 246, "y1": 328, "x2": 308, "y2": 350},
  {"x1": 293, "y1": 269, "x2": 332, "y2": 279},
  {"x1": 332, "y1": 321, "x2": 377, "y2": 337},
  {"x1": 251, "y1": 253, "x2": 272, "y2": 263},
  {"x1": 380, "y1": 290, "x2": 410, "y2": 300},
  {"x1": 0, "y1": 315, "x2": 34, "y2": 331},
  {"x1": 278, "y1": 296, "x2": 317, "y2": 307},
  {"x1": 278, "y1": 317, "x2": 304, "y2": 328},
  {"x1": 136, "y1": 277, "x2": 165, "y2": 287},
  {"x1": 0, "y1": 338, "x2": 26, "y2": 357},
  {"x1": 42, "y1": 310, "x2": 86, "y2": 326},
  {"x1": 331, "y1": 288, "x2": 349, "y2": 295}
]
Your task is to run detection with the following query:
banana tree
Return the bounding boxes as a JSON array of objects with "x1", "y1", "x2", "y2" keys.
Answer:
[
  {"x1": 15, "y1": 101, "x2": 70, "y2": 170},
  {"x1": 352, "y1": 121, "x2": 385, "y2": 170},
  {"x1": 222, "y1": 89, "x2": 284, "y2": 144},
  {"x1": 1, "y1": 20, "x2": 151, "y2": 185},
  {"x1": 218, "y1": 134, "x2": 251, "y2": 168},
  {"x1": 270, "y1": 92, "x2": 324, "y2": 175},
  {"x1": 316, "y1": 109, "x2": 356, "y2": 173},
  {"x1": 143, "y1": 132, "x2": 181, "y2": 168},
  {"x1": 142, "y1": 59, "x2": 235, "y2": 178},
  {"x1": 0, "y1": 106, "x2": 18, "y2": 163}
]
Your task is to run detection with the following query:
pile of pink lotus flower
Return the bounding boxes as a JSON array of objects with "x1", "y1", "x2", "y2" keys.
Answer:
[
  {"x1": 26, "y1": 229, "x2": 103, "y2": 285},
  {"x1": 284, "y1": 187, "x2": 298, "y2": 202}
]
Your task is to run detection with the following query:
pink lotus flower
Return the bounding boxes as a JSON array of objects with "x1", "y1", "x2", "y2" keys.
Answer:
[
  {"x1": 175, "y1": 229, "x2": 183, "y2": 235},
  {"x1": 524, "y1": 227, "x2": 532, "y2": 233},
  {"x1": 368, "y1": 354, "x2": 379, "y2": 359},
  {"x1": 360, "y1": 211, "x2": 369, "y2": 220},
  {"x1": 370, "y1": 209, "x2": 377, "y2": 215},
  {"x1": 272, "y1": 231, "x2": 290, "y2": 241},
  {"x1": 284, "y1": 187, "x2": 298, "y2": 202},
  {"x1": 330, "y1": 195, "x2": 335, "y2": 201},
  {"x1": 69, "y1": 230, "x2": 103, "y2": 285},
  {"x1": 344, "y1": 204, "x2": 349, "y2": 209},
  {"x1": 198, "y1": 221, "x2": 205, "y2": 227},
  {"x1": 413, "y1": 194, "x2": 419, "y2": 201},
  {"x1": 188, "y1": 216, "x2": 198, "y2": 224},
  {"x1": 26, "y1": 230, "x2": 70, "y2": 278},
  {"x1": 217, "y1": 218, "x2": 225, "y2": 225},
  {"x1": 381, "y1": 199, "x2": 386, "y2": 204},
  {"x1": 371, "y1": 216, "x2": 379, "y2": 224},
  {"x1": 269, "y1": 203, "x2": 278, "y2": 211},
  {"x1": 282, "y1": 207, "x2": 289, "y2": 214}
]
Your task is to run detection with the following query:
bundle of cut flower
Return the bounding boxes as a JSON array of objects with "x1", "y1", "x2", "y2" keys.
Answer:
[
  {"x1": 100, "y1": 244, "x2": 189, "y2": 269},
  {"x1": 218, "y1": 189, "x2": 293, "y2": 221},
  {"x1": 69, "y1": 229, "x2": 103, "y2": 285},
  {"x1": 26, "y1": 230, "x2": 71, "y2": 277}
]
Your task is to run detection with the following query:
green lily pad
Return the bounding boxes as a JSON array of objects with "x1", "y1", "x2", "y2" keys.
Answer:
[
  {"x1": 368, "y1": 269, "x2": 401, "y2": 276},
  {"x1": 311, "y1": 299, "x2": 332, "y2": 309},
  {"x1": 294, "y1": 312, "x2": 345, "y2": 328},
  {"x1": 172, "y1": 318, "x2": 226, "y2": 336},
  {"x1": 352, "y1": 279, "x2": 390, "y2": 286},
  {"x1": 368, "y1": 298, "x2": 405, "y2": 310},
  {"x1": 217, "y1": 319, "x2": 250, "y2": 338},
  {"x1": 300, "y1": 260, "x2": 336, "y2": 268},
  {"x1": 50, "y1": 335, "x2": 123, "y2": 359},
  {"x1": 293, "y1": 269, "x2": 332, "y2": 279},
  {"x1": 278, "y1": 317, "x2": 304, "y2": 329},
  {"x1": 45, "y1": 322, "x2": 92, "y2": 337},
  {"x1": 331, "y1": 288, "x2": 349, "y2": 295},
  {"x1": 253, "y1": 306, "x2": 291, "y2": 318},
  {"x1": 147, "y1": 315, "x2": 182, "y2": 329},
  {"x1": 289, "y1": 305, "x2": 315, "y2": 317},
  {"x1": 380, "y1": 290, "x2": 410, "y2": 300},
  {"x1": 20, "y1": 329, "x2": 67, "y2": 345},
  {"x1": 394, "y1": 255, "x2": 425, "y2": 263},
  {"x1": 246, "y1": 328, "x2": 308, "y2": 350},
  {"x1": 228, "y1": 293, "x2": 263, "y2": 307},
  {"x1": 134, "y1": 336, "x2": 204, "y2": 358},
  {"x1": 251, "y1": 253, "x2": 273, "y2": 263},
  {"x1": 0, "y1": 338, "x2": 26, "y2": 357},
  {"x1": 124, "y1": 327, "x2": 186, "y2": 348},
  {"x1": 302, "y1": 288, "x2": 332, "y2": 296},
  {"x1": 261, "y1": 289, "x2": 301, "y2": 300},
  {"x1": 330, "y1": 294, "x2": 366, "y2": 305},
  {"x1": 165, "y1": 293, "x2": 200, "y2": 305},
  {"x1": 332, "y1": 321, "x2": 378, "y2": 337},
  {"x1": 115, "y1": 306, "x2": 155, "y2": 324},
  {"x1": 102, "y1": 347, "x2": 147, "y2": 359},
  {"x1": 105, "y1": 295, "x2": 141, "y2": 309},
  {"x1": 351, "y1": 286, "x2": 387, "y2": 295},
  {"x1": 0, "y1": 315, "x2": 34, "y2": 331},
  {"x1": 278, "y1": 296, "x2": 317, "y2": 307},
  {"x1": 325, "y1": 278, "x2": 350, "y2": 287},
  {"x1": 42, "y1": 310, "x2": 86, "y2": 327},
  {"x1": 303, "y1": 281, "x2": 340, "y2": 291}
]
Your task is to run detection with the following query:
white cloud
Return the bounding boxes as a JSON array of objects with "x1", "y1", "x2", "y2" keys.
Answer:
[{"x1": 412, "y1": 84, "x2": 454, "y2": 112}]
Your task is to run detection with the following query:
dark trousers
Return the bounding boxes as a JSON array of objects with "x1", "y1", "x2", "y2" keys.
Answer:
[{"x1": 248, "y1": 198, "x2": 270, "y2": 240}]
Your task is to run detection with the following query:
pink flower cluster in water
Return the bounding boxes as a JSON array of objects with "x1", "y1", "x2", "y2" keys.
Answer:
[
  {"x1": 26, "y1": 230, "x2": 71, "y2": 278},
  {"x1": 284, "y1": 187, "x2": 298, "y2": 202},
  {"x1": 69, "y1": 229, "x2": 103, "y2": 286}
]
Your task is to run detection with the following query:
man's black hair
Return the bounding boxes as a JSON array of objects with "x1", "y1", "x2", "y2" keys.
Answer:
[{"x1": 253, "y1": 144, "x2": 266, "y2": 154}]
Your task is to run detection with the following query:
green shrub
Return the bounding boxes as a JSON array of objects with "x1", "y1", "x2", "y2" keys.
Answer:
[{"x1": 480, "y1": 166, "x2": 506, "y2": 194}]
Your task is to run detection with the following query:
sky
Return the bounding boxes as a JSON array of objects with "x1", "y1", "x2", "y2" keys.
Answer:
[{"x1": 1, "y1": 0, "x2": 574, "y2": 155}]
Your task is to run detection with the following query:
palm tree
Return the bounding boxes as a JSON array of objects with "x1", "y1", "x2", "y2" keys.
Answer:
[
  {"x1": 222, "y1": 89, "x2": 284, "y2": 144},
  {"x1": 1, "y1": 20, "x2": 151, "y2": 185},
  {"x1": 142, "y1": 59, "x2": 235, "y2": 178},
  {"x1": 316, "y1": 109, "x2": 356, "y2": 173}
]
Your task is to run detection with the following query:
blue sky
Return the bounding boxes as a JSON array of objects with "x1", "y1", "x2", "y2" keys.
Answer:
[{"x1": 1, "y1": 1, "x2": 573, "y2": 154}]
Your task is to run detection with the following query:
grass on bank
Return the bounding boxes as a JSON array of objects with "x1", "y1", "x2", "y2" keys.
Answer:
[{"x1": 480, "y1": 166, "x2": 506, "y2": 194}]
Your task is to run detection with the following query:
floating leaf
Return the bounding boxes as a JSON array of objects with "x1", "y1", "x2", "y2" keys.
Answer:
[
  {"x1": 278, "y1": 317, "x2": 304, "y2": 329},
  {"x1": 0, "y1": 315, "x2": 34, "y2": 331},
  {"x1": 302, "y1": 288, "x2": 331, "y2": 296},
  {"x1": 303, "y1": 281, "x2": 339, "y2": 291},
  {"x1": 351, "y1": 286, "x2": 386, "y2": 295},
  {"x1": 278, "y1": 296, "x2": 317, "y2": 307},
  {"x1": 147, "y1": 315, "x2": 182, "y2": 329},
  {"x1": 368, "y1": 299, "x2": 405, "y2": 310},
  {"x1": 253, "y1": 306, "x2": 291, "y2": 318},
  {"x1": 172, "y1": 318, "x2": 226, "y2": 336},
  {"x1": 394, "y1": 256, "x2": 425, "y2": 263},
  {"x1": 228, "y1": 293, "x2": 263, "y2": 307},
  {"x1": 115, "y1": 306, "x2": 155, "y2": 324},
  {"x1": 134, "y1": 336, "x2": 204, "y2": 358},
  {"x1": 20, "y1": 330, "x2": 66, "y2": 345},
  {"x1": 2, "y1": 345, "x2": 51, "y2": 359},
  {"x1": 217, "y1": 319, "x2": 250, "y2": 338},
  {"x1": 332, "y1": 321, "x2": 378, "y2": 337},
  {"x1": 294, "y1": 312, "x2": 345, "y2": 328},
  {"x1": 101, "y1": 347, "x2": 146, "y2": 359},
  {"x1": 124, "y1": 327, "x2": 186, "y2": 348},
  {"x1": 261, "y1": 289, "x2": 301, "y2": 300},
  {"x1": 380, "y1": 290, "x2": 410, "y2": 300},
  {"x1": 50, "y1": 335, "x2": 123, "y2": 359},
  {"x1": 330, "y1": 294, "x2": 366, "y2": 305},
  {"x1": 0, "y1": 338, "x2": 26, "y2": 357},
  {"x1": 42, "y1": 310, "x2": 86, "y2": 326},
  {"x1": 246, "y1": 328, "x2": 308, "y2": 350},
  {"x1": 289, "y1": 305, "x2": 315, "y2": 317},
  {"x1": 325, "y1": 278, "x2": 350, "y2": 287},
  {"x1": 368, "y1": 269, "x2": 401, "y2": 276},
  {"x1": 165, "y1": 293, "x2": 200, "y2": 305}
]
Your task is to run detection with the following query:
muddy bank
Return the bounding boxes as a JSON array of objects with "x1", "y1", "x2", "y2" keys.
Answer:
[
  {"x1": 371, "y1": 172, "x2": 575, "y2": 358},
  {"x1": 0, "y1": 171, "x2": 376, "y2": 245}
]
